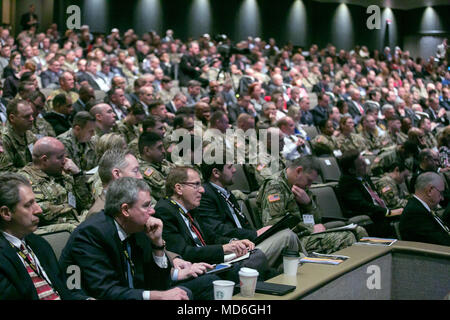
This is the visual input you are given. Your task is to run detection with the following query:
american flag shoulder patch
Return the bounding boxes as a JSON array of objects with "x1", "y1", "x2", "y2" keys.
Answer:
[
  {"x1": 381, "y1": 186, "x2": 391, "y2": 193},
  {"x1": 268, "y1": 194, "x2": 281, "y2": 203},
  {"x1": 144, "y1": 168, "x2": 154, "y2": 177}
]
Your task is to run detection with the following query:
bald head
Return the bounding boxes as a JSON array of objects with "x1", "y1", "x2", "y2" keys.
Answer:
[
  {"x1": 415, "y1": 171, "x2": 445, "y2": 209},
  {"x1": 32, "y1": 137, "x2": 64, "y2": 161}
]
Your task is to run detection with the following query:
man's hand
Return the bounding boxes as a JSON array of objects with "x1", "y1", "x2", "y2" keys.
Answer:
[
  {"x1": 256, "y1": 225, "x2": 271, "y2": 236},
  {"x1": 222, "y1": 240, "x2": 249, "y2": 257},
  {"x1": 388, "y1": 208, "x2": 403, "y2": 217},
  {"x1": 145, "y1": 216, "x2": 164, "y2": 245},
  {"x1": 177, "y1": 262, "x2": 214, "y2": 280},
  {"x1": 63, "y1": 158, "x2": 81, "y2": 175},
  {"x1": 151, "y1": 288, "x2": 189, "y2": 300},
  {"x1": 172, "y1": 257, "x2": 192, "y2": 270},
  {"x1": 292, "y1": 185, "x2": 311, "y2": 205},
  {"x1": 313, "y1": 224, "x2": 326, "y2": 233},
  {"x1": 166, "y1": 112, "x2": 175, "y2": 120}
]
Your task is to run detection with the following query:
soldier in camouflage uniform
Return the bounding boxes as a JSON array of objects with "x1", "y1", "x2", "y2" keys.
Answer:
[
  {"x1": 45, "y1": 71, "x2": 79, "y2": 112},
  {"x1": 27, "y1": 91, "x2": 56, "y2": 139},
  {"x1": 371, "y1": 141, "x2": 418, "y2": 177},
  {"x1": 89, "y1": 103, "x2": 118, "y2": 148},
  {"x1": 138, "y1": 131, "x2": 175, "y2": 201},
  {"x1": 311, "y1": 119, "x2": 341, "y2": 156},
  {"x1": 335, "y1": 116, "x2": 367, "y2": 154},
  {"x1": 18, "y1": 137, "x2": 93, "y2": 234},
  {"x1": 360, "y1": 114, "x2": 394, "y2": 154},
  {"x1": 0, "y1": 100, "x2": 37, "y2": 172},
  {"x1": 57, "y1": 111, "x2": 97, "y2": 171},
  {"x1": 386, "y1": 116, "x2": 408, "y2": 147},
  {"x1": 418, "y1": 117, "x2": 438, "y2": 150},
  {"x1": 375, "y1": 161, "x2": 410, "y2": 209},
  {"x1": 117, "y1": 103, "x2": 146, "y2": 144},
  {"x1": 245, "y1": 127, "x2": 286, "y2": 190},
  {"x1": 256, "y1": 156, "x2": 359, "y2": 254}
]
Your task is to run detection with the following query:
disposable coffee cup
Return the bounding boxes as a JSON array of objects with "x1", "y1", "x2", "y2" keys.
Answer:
[
  {"x1": 282, "y1": 249, "x2": 300, "y2": 276},
  {"x1": 213, "y1": 280, "x2": 235, "y2": 300},
  {"x1": 238, "y1": 267, "x2": 259, "y2": 297}
]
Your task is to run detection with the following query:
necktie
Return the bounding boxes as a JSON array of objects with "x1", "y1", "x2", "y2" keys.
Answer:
[
  {"x1": 122, "y1": 239, "x2": 134, "y2": 289},
  {"x1": 364, "y1": 181, "x2": 387, "y2": 208},
  {"x1": 357, "y1": 102, "x2": 364, "y2": 115},
  {"x1": 19, "y1": 244, "x2": 61, "y2": 300},
  {"x1": 430, "y1": 210, "x2": 450, "y2": 235},
  {"x1": 185, "y1": 211, "x2": 206, "y2": 246}
]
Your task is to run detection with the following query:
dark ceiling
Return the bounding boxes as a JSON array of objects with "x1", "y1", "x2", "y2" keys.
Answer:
[{"x1": 313, "y1": 0, "x2": 450, "y2": 10}]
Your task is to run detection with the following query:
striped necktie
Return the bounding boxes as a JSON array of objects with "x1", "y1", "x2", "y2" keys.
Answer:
[{"x1": 19, "y1": 244, "x2": 61, "y2": 300}]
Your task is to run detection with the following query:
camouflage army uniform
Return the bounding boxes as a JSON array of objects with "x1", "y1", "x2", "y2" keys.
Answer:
[
  {"x1": 256, "y1": 170, "x2": 357, "y2": 254},
  {"x1": 423, "y1": 131, "x2": 438, "y2": 149},
  {"x1": 117, "y1": 119, "x2": 141, "y2": 144},
  {"x1": 387, "y1": 130, "x2": 408, "y2": 146},
  {"x1": 46, "y1": 89, "x2": 80, "y2": 112},
  {"x1": 335, "y1": 132, "x2": 367, "y2": 154},
  {"x1": 360, "y1": 130, "x2": 394, "y2": 153},
  {"x1": 311, "y1": 134, "x2": 340, "y2": 156},
  {"x1": 139, "y1": 157, "x2": 175, "y2": 201},
  {"x1": 32, "y1": 117, "x2": 56, "y2": 139},
  {"x1": 57, "y1": 128, "x2": 97, "y2": 171},
  {"x1": 371, "y1": 147, "x2": 415, "y2": 177},
  {"x1": 246, "y1": 149, "x2": 286, "y2": 190},
  {"x1": 0, "y1": 123, "x2": 37, "y2": 172},
  {"x1": 19, "y1": 164, "x2": 92, "y2": 233},
  {"x1": 375, "y1": 174, "x2": 409, "y2": 209}
]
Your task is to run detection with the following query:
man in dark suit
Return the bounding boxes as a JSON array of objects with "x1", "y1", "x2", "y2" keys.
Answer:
[
  {"x1": 192, "y1": 162, "x2": 300, "y2": 269},
  {"x1": 347, "y1": 88, "x2": 364, "y2": 124},
  {"x1": 44, "y1": 93, "x2": 72, "y2": 136},
  {"x1": 0, "y1": 173, "x2": 88, "y2": 300},
  {"x1": 60, "y1": 177, "x2": 217, "y2": 300},
  {"x1": 154, "y1": 166, "x2": 269, "y2": 283},
  {"x1": 178, "y1": 41, "x2": 209, "y2": 88},
  {"x1": 20, "y1": 4, "x2": 38, "y2": 31},
  {"x1": 400, "y1": 172, "x2": 450, "y2": 246},
  {"x1": 337, "y1": 149, "x2": 403, "y2": 237},
  {"x1": 311, "y1": 93, "x2": 331, "y2": 126}
]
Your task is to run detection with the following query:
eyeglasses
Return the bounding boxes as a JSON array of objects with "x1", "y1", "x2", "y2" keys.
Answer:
[
  {"x1": 180, "y1": 181, "x2": 202, "y2": 190},
  {"x1": 432, "y1": 186, "x2": 445, "y2": 198}
]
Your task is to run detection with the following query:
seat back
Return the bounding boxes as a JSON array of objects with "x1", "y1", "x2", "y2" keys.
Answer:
[
  {"x1": 310, "y1": 185, "x2": 345, "y2": 221},
  {"x1": 229, "y1": 164, "x2": 251, "y2": 194},
  {"x1": 237, "y1": 199, "x2": 256, "y2": 229},
  {"x1": 301, "y1": 125, "x2": 319, "y2": 140},
  {"x1": 315, "y1": 156, "x2": 341, "y2": 182},
  {"x1": 40, "y1": 230, "x2": 71, "y2": 260},
  {"x1": 247, "y1": 197, "x2": 263, "y2": 229}
]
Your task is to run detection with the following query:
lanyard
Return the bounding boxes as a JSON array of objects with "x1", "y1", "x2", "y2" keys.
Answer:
[
  {"x1": 170, "y1": 199, "x2": 206, "y2": 246},
  {"x1": 215, "y1": 189, "x2": 246, "y2": 221},
  {"x1": 122, "y1": 239, "x2": 135, "y2": 277}
]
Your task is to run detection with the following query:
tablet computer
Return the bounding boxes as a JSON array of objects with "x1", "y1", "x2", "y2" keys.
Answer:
[
  {"x1": 205, "y1": 263, "x2": 232, "y2": 275},
  {"x1": 236, "y1": 281, "x2": 296, "y2": 296}
]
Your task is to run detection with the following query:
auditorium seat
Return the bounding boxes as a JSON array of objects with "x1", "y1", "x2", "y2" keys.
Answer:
[
  {"x1": 247, "y1": 196, "x2": 263, "y2": 230},
  {"x1": 229, "y1": 164, "x2": 251, "y2": 194},
  {"x1": 314, "y1": 156, "x2": 341, "y2": 182},
  {"x1": 310, "y1": 185, "x2": 347, "y2": 222},
  {"x1": 300, "y1": 125, "x2": 319, "y2": 140},
  {"x1": 40, "y1": 230, "x2": 71, "y2": 260},
  {"x1": 238, "y1": 199, "x2": 256, "y2": 230}
]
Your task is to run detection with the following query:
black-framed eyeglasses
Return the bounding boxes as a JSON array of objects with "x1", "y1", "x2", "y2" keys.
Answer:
[{"x1": 180, "y1": 181, "x2": 202, "y2": 190}]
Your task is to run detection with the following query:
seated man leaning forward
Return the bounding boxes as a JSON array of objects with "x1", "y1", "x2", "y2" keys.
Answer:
[
  {"x1": 257, "y1": 155, "x2": 359, "y2": 254},
  {"x1": 59, "y1": 177, "x2": 219, "y2": 300}
]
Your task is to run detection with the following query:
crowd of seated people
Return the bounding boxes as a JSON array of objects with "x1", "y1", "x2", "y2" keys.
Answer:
[{"x1": 0, "y1": 22, "x2": 449, "y2": 300}]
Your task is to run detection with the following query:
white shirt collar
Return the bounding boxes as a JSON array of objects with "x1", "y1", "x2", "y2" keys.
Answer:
[
  {"x1": 114, "y1": 220, "x2": 129, "y2": 242},
  {"x1": 413, "y1": 195, "x2": 431, "y2": 212},
  {"x1": 1, "y1": 231, "x2": 24, "y2": 249},
  {"x1": 172, "y1": 199, "x2": 188, "y2": 214},
  {"x1": 210, "y1": 182, "x2": 230, "y2": 197}
]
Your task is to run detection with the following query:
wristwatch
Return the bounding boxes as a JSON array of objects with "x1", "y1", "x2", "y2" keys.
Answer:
[{"x1": 151, "y1": 240, "x2": 166, "y2": 250}]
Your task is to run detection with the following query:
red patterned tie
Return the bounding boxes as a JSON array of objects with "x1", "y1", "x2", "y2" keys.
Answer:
[
  {"x1": 185, "y1": 212, "x2": 206, "y2": 246},
  {"x1": 364, "y1": 182, "x2": 387, "y2": 209},
  {"x1": 20, "y1": 244, "x2": 61, "y2": 300}
]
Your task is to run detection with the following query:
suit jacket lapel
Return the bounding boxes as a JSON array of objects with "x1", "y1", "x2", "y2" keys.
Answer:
[{"x1": 0, "y1": 234, "x2": 36, "y2": 298}]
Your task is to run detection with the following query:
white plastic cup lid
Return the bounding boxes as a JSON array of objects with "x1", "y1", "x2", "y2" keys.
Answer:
[{"x1": 239, "y1": 267, "x2": 259, "y2": 277}]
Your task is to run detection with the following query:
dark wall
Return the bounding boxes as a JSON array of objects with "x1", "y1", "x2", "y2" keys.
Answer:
[{"x1": 53, "y1": 0, "x2": 449, "y2": 51}]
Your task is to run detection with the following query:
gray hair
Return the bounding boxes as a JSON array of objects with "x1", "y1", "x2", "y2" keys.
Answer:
[
  {"x1": 381, "y1": 104, "x2": 394, "y2": 113},
  {"x1": 0, "y1": 173, "x2": 31, "y2": 223},
  {"x1": 104, "y1": 177, "x2": 150, "y2": 217},
  {"x1": 415, "y1": 172, "x2": 443, "y2": 193},
  {"x1": 98, "y1": 149, "x2": 133, "y2": 186}
]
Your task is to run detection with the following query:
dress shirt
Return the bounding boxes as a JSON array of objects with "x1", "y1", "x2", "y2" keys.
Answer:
[
  {"x1": 172, "y1": 200, "x2": 204, "y2": 247},
  {"x1": 210, "y1": 182, "x2": 242, "y2": 228},
  {"x1": 113, "y1": 220, "x2": 168, "y2": 300},
  {"x1": 1, "y1": 231, "x2": 53, "y2": 285}
]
